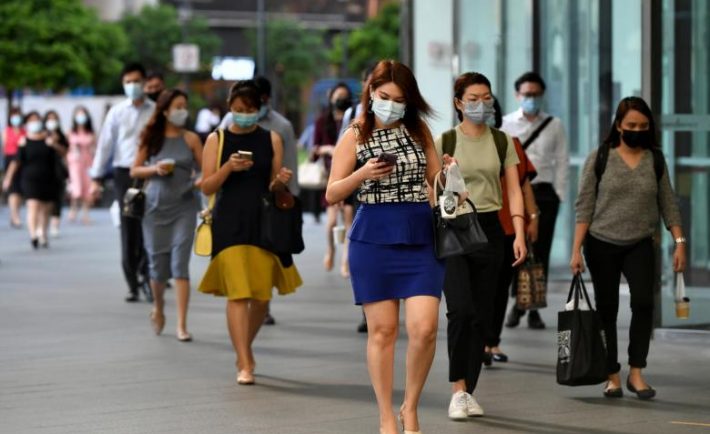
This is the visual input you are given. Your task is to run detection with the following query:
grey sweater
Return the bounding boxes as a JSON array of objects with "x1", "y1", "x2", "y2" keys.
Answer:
[{"x1": 575, "y1": 148, "x2": 682, "y2": 245}]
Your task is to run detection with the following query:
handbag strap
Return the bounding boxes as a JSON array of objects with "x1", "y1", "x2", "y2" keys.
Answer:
[
  {"x1": 675, "y1": 272, "x2": 687, "y2": 301},
  {"x1": 566, "y1": 273, "x2": 594, "y2": 310},
  {"x1": 207, "y1": 129, "x2": 225, "y2": 211},
  {"x1": 433, "y1": 170, "x2": 478, "y2": 213}
]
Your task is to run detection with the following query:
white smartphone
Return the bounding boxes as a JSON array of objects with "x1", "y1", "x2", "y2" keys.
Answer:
[{"x1": 237, "y1": 150, "x2": 253, "y2": 161}]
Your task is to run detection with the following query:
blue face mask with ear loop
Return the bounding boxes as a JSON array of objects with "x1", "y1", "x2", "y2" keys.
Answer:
[
  {"x1": 232, "y1": 111, "x2": 260, "y2": 129},
  {"x1": 462, "y1": 100, "x2": 495, "y2": 125},
  {"x1": 521, "y1": 96, "x2": 543, "y2": 115}
]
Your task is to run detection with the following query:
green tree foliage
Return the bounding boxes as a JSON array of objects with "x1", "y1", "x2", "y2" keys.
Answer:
[
  {"x1": 248, "y1": 19, "x2": 327, "y2": 119},
  {"x1": 119, "y1": 4, "x2": 221, "y2": 82},
  {"x1": 0, "y1": 0, "x2": 128, "y2": 97},
  {"x1": 328, "y1": 2, "x2": 400, "y2": 76}
]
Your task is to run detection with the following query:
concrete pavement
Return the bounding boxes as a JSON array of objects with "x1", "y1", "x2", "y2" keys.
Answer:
[{"x1": 1, "y1": 208, "x2": 709, "y2": 434}]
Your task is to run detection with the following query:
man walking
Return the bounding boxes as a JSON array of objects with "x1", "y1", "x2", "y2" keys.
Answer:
[
  {"x1": 90, "y1": 63, "x2": 155, "y2": 302},
  {"x1": 501, "y1": 71, "x2": 569, "y2": 329}
]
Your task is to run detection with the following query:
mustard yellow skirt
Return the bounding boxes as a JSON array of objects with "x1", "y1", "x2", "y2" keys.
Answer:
[{"x1": 198, "y1": 245, "x2": 302, "y2": 301}]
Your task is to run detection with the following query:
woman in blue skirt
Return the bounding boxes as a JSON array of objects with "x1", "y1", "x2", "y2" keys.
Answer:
[{"x1": 326, "y1": 60, "x2": 446, "y2": 434}]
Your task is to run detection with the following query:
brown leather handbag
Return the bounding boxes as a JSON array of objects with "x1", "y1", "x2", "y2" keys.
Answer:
[{"x1": 516, "y1": 243, "x2": 548, "y2": 310}]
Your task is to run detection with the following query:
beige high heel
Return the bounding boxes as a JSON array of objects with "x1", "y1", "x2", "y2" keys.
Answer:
[
  {"x1": 150, "y1": 309, "x2": 165, "y2": 335},
  {"x1": 399, "y1": 407, "x2": 422, "y2": 434}
]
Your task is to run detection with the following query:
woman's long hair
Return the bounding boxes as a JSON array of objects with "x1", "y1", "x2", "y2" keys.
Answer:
[
  {"x1": 603, "y1": 96, "x2": 659, "y2": 149},
  {"x1": 140, "y1": 89, "x2": 187, "y2": 157},
  {"x1": 71, "y1": 105, "x2": 94, "y2": 134},
  {"x1": 355, "y1": 60, "x2": 433, "y2": 146},
  {"x1": 43, "y1": 110, "x2": 68, "y2": 148},
  {"x1": 323, "y1": 82, "x2": 352, "y2": 143}
]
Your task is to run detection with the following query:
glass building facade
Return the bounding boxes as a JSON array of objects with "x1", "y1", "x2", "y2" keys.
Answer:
[{"x1": 410, "y1": 0, "x2": 709, "y2": 329}]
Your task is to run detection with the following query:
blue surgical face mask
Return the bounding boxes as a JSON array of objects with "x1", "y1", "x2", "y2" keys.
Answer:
[
  {"x1": 123, "y1": 82, "x2": 144, "y2": 100},
  {"x1": 232, "y1": 111, "x2": 260, "y2": 129},
  {"x1": 521, "y1": 96, "x2": 542, "y2": 115},
  {"x1": 10, "y1": 114, "x2": 22, "y2": 127},
  {"x1": 371, "y1": 97, "x2": 406, "y2": 126},
  {"x1": 75, "y1": 113, "x2": 88, "y2": 125},
  {"x1": 462, "y1": 100, "x2": 495, "y2": 125},
  {"x1": 257, "y1": 105, "x2": 269, "y2": 120},
  {"x1": 26, "y1": 120, "x2": 43, "y2": 134}
]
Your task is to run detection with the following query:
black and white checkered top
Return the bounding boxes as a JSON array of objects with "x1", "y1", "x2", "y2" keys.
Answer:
[{"x1": 355, "y1": 125, "x2": 429, "y2": 204}]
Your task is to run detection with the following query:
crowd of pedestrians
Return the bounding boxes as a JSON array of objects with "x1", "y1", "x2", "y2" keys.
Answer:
[{"x1": 0, "y1": 59, "x2": 687, "y2": 433}]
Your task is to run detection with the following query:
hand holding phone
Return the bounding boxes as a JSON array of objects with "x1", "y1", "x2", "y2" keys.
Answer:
[
  {"x1": 376, "y1": 152, "x2": 397, "y2": 166},
  {"x1": 237, "y1": 150, "x2": 253, "y2": 161}
]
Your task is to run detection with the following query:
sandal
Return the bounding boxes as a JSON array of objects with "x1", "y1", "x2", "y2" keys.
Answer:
[{"x1": 150, "y1": 309, "x2": 165, "y2": 335}]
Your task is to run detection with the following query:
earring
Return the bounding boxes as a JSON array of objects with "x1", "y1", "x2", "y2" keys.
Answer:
[{"x1": 367, "y1": 99, "x2": 373, "y2": 114}]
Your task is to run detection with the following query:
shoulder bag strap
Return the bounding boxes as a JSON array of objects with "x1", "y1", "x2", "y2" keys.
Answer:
[
  {"x1": 207, "y1": 129, "x2": 225, "y2": 211},
  {"x1": 522, "y1": 116, "x2": 554, "y2": 150},
  {"x1": 442, "y1": 129, "x2": 457, "y2": 157},
  {"x1": 490, "y1": 127, "x2": 508, "y2": 177}
]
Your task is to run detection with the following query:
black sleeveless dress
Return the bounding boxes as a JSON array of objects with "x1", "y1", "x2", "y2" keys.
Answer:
[
  {"x1": 18, "y1": 138, "x2": 58, "y2": 201},
  {"x1": 198, "y1": 127, "x2": 302, "y2": 301}
]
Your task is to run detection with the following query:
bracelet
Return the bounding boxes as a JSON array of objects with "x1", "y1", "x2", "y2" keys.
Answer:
[
  {"x1": 511, "y1": 214, "x2": 525, "y2": 221},
  {"x1": 674, "y1": 236, "x2": 687, "y2": 245},
  {"x1": 528, "y1": 212, "x2": 539, "y2": 220}
]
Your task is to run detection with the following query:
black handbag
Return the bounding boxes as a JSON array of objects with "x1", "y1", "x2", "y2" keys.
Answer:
[
  {"x1": 260, "y1": 188, "x2": 305, "y2": 255},
  {"x1": 516, "y1": 243, "x2": 548, "y2": 310},
  {"x1": 432, "y1": 176, "x2": 488, "y2": 259},
  {"x1": 556, "y1": 273, "x2": 608, "y2": 386},
  {"x1": 122, "y1": 180, "x2": 146, "y2": 219}
]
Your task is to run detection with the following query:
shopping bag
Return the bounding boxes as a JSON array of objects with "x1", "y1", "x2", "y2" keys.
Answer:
[
  {"x1": 516, "y1": 244, "x2": 547, "y2": 310},
  {"x1": 675, "y1": 272, "x2": 690, "y2": 319},
  {"x1": 298, "y1": 159, "x2": 327, "y2": 189},
  {"x1": 556, "y1": 273, "x2": 608, "y2": 386}
]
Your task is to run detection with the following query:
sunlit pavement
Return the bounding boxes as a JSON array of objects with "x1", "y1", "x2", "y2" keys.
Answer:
[{"x1": 1, "y1": 207, "x2": 709, "y2": 434}]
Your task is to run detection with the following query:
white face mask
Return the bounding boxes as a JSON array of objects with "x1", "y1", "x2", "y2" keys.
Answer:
[
  {"x1": 167, "y1": 109, "x2": 189, "y2": 127},
  {"x1": 26, "y1": 120, "x2": 43, "y2": 134},
  {"x1": 75, "y1": 113, "x2": 88, "y2": 125},
  {"x1": 45, "y1": 119, "x2": 59, "y2": 131},
  {"x1": 371, "y1": 96, "x2": 406, "y2": 126},
  {"x1": 123, "y1": 82, "x2": 144, "y2": 100}
]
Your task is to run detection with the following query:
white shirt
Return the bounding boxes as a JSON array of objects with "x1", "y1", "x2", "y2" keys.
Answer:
[
  {"x1": 338, "y1": 103, "x2": 364, "y2": 139},
  {"x1": 501, "y1": 108, "x2": 569, "y2": 200},
  {"x1": 89, "y1": 98, "x2": 155, "y2": 178},
  {"x1": 194, "y1": 108, "x2": 220, "y2": 133}
]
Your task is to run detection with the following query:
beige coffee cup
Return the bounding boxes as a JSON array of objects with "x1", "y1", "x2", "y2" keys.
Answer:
[
  {"x1": 675, "y1": 297, "x2": 690, "y2": 319},
  {"x1": 333, "y1": 225, "x2": 346, "y2": 244},
  {"x1": 159, "y1": 158, "x2": 176, "y2": 174}
]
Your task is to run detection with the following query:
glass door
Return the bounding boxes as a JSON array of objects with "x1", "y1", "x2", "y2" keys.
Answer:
[{"x1": 659, "y1": 0, "x2": 710, "y2": 327}]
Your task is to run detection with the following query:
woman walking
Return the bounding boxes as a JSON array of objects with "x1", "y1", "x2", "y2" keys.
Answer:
[
  {"x1": 198, "y1": 80, "x2": 301, "y2": 384},
  {"x1": 131, "y1": 89, "x2": 202, "y2": 342},
  {"x1": 43, "y1": 110, "x2": 69, "y2": 238},
  {"x1": 327, "y1": 60, "x2": 444, "y2": 434},
  {"x1": 313, "y1": 82, "x2": 354, "y2": 276},
  {"x1": 2, "y1": 111, "x2": 60, "y2": 248},
  {"x1": 434, "y1": 72, "x2": 526, "y2": 419},
  {"x1": 571, "y1": 96, "x2": 685, "y2": 400},
  {"x1": 2, "y1": 107, "x2": 25, "y2": 228},
  {"x1": 67, "y1": 106, "x2": 96, "y2": 224}
]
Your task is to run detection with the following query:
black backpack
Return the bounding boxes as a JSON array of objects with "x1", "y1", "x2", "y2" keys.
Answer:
[
  {"x1": 593, "y1": 142, "x2": 665, "y2": 194},
  {"x1": 442, "y1": 127, "x2": 508, "y2": 177}
]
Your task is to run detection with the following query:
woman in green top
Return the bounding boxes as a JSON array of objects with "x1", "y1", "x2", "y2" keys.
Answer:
[
  {"x1": 571, "y1": 97, "x2": 686, "y2": 400},
  {"x1": 435, "y1": 72, "x2": 527, "y2": 420}
]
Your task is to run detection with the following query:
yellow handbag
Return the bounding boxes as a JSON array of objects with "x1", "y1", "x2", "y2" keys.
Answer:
[{"x1": 194, "y1": 129, "x2": 224, "y2": 257}]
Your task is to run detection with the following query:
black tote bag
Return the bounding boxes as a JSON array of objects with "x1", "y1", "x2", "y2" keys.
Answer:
[
  {"x1": 260, "y1": 189, "x2": 305, "y2": 255},
  {"x1": 556, "y1": 273, "x2": 608, "y2": 386},
  {"x1": 432, "y1": 176, "x2": 488, "y2": 259}
]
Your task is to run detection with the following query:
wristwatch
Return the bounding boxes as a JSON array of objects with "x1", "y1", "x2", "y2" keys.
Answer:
[{"x1": 674, "y1": 236, "x2": 687, "y2": 245}]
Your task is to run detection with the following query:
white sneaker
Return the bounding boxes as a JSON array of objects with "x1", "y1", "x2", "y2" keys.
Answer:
[
  {"x1": 448, "y1": 391, "x2": 469, "y2": 420},
  {"x1": 466, "y1": 394, "x2": 484, "y2": 417},
  {"x1": 49, "y1": 226, "x2": 60, "y2": 238}
]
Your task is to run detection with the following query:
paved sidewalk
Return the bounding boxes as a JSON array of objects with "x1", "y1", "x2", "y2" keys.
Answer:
[{"x1": 1, "y1": 209, "x2": 709, "y2": 434}]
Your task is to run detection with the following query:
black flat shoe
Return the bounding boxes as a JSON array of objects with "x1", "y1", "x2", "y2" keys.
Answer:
[
  {"x1": 263, "y1": 312, "x2": 276, "y2": 325},
  {"x1": 31, "y1": 238, "x2": 39, "y2": 249},
  {"x1": 527, "y1": 310, "x2": 546, "y2": 329},
  {"x1": 603, "y1": 382, "x2": 623, "y2": 398},
  {"x1": 492, "y1": 352, "x2": 508, "y2": 363},
  {"x1": 483, "y1": 351, "x2": 493, "y2": 366},
  {"x1": 505, "y1": 307, "x2": 523, "y2": 328},
  {"x1": 125, "y1": 291, "x2": 140, "y2": 302},
  {"x1": 357, "y1": 318, "x2": 368, "y2": 333},
  {"x1": 627, "y1": 379, "x2": 656, "y2": 400}
]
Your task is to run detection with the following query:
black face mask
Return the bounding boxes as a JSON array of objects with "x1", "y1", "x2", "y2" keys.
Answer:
[
  {"x1": 622, "y1": 129, "x2": 651, "y2": 149},
  {"x1": 334, "y1": 98, "x2": 351, "y2": 111},
  {"x1": 147, "y1": 91, "x2": 162, "y2": 102}
]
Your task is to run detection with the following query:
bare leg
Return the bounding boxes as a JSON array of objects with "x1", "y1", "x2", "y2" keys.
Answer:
[
  {"x1": 340, "y1": 205, "x2": 354, "y2": 277},
  {"x1": 248, "y1": 299, "x2": 269, "y2": 344},
  {"x1": 39, "y1": 202, "x2": 52, "y2": 243},
  {"x1": 628, "y1": 367, "x2": 651, "y2": 390},
  {"x1": 26, "y1": 199, "x2": 39, "y2": 240},
  {"x1": 9, "y1": 193, "x2": 22, "y2": 225},
  {"x1": 150, "y1": 280, "x2": 167, "y2": 334},
  {"x1": 401, "y1": 296, "x2": 440, "y2": 432},
  {"x1": 363, "y1": 300, "x2": 400, "y2": 434},
  {"x1": 226, "y1": 300, "x2": 254, "y2": 374},
  {"x1": 174, "y1": 278, "x2": 190, "y2": 337},
  {"x1": 323, "y1": 205, "x2": 338, "y2": 271},
  {"x1": 81, "y1": 200, "x2": 92, "y2": 224},
  {"x1": 68, "y1": 199, "x2": 78, "y2": 222}
]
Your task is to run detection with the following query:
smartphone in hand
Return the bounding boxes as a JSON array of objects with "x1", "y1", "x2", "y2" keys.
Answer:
[
  {"x1": 237, "y1": 150, "x2": 253, "y2": 161},
  {"x1": 376, "y1": 152, "x2": 397, "y2": 166}
]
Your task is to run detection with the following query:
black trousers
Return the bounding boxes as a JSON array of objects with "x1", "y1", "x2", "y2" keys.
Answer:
[
  {"x1": 488, "y1": 234, "x2": 515, "y2": 347},
  {"x1": 113, "y1": 168, "x2": 148, "y2": 293},
  {"x1": 444, "y1": 212, "x2": 504, "y2": 393},
  {"x1": 584, "y1": 235, "x2": 655, "y2": 374}
]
